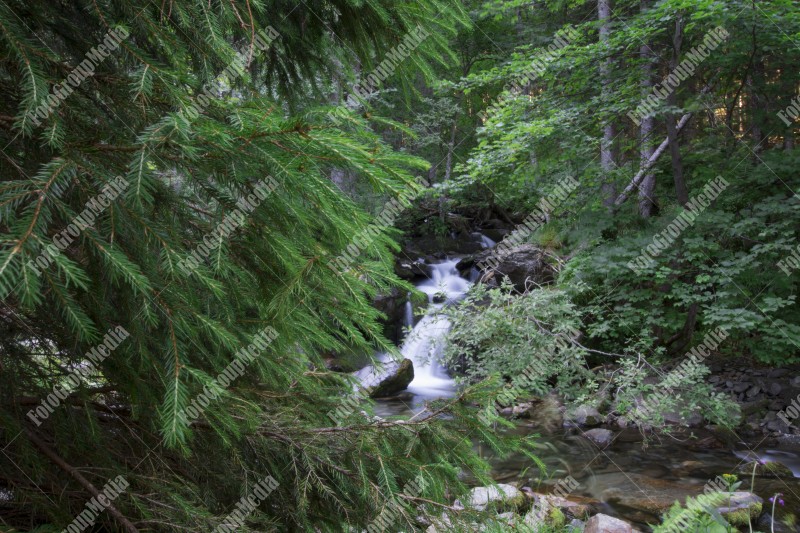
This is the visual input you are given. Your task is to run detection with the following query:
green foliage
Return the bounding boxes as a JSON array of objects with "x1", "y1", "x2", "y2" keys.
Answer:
[
  {"x1": 562, "y1": 151, "x2": 800, "y2": 364},
  {"x1": 441, "y1": 281, "x2": 594, "y2": 400},
  {"x1": 652, "y1": 492, "x2": 731, "y2": 533}
]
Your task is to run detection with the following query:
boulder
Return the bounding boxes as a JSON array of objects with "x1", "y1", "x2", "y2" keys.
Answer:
[
  {"x1": 584, "y1": 514, "x2": 635, "y2": 533},
  {"x1": 457, "y1": 244, "x2": 554, "y2": 292},
  {"x1": 357, "y1": 359, "x2": 414, "y2": 398},
  {"x1": 395, "y1": 259, "x2": 429, "y2": 280},
  {"x1": 457, "y1": 484, "x2": 527, "y2": 512},
  {"x1": 583, "y1": 428, "x2": 614, "y2": 448},
  {"x1": 372, "y1": 288, "x2": 408, "y2": 344},
  {"x1": 736, "y1": 460, "x2": 793, "y2": 478},
  {"x1": 717, "y1": 492, "x2": 762, "y2": 526},
  {"x1": 569, "y1": 405, "x2": 603, "y2": 426}
]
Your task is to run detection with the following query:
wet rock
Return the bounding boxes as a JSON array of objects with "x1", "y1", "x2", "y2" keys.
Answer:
[
  {"x1": 736, "y1": 460, "x2": 794, "y2": 478},
  {"x1": 583, "y1": 428, "x2": 614, "y2": 448},
  {"x1": 457, "y1": 484, "x2": 526, "y2": 512},
  {"x1": 569, "y1": 405, "x2": 603, "y2": 427},
  {"x1": 584, "y1": 514, "x2": 635, "y2": 533},
  {"x1": 458, "y1": 244, "x2": 554, "y2": 292},
  {"x1": 593, "y1": 473, "x2": 703, "y2": 514},
  {"x1": 395, "y1": 259, "x2": 428, "y2": 280},
  {"x1": 360, "y1": 359, "x2": 414, "y2": 398},
  {"x1": 373, "y1": 288, "x2": 408, "y2": 344}
]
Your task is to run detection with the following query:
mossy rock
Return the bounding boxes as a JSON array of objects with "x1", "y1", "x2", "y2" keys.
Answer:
[
  {"x1": 717, "y1": 492, "x2": 763, "y2": 526},
  {"x1": 736, "y1": 461, "x2": 794, "y2": 478},
  {"x1": 458, "y1": 484, "x2": 527, "y2": 513}
]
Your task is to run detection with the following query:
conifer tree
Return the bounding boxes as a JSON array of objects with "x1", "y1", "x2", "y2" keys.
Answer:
[{"x1": 0, "y1": 1, "x2": 532, "y2": 530}]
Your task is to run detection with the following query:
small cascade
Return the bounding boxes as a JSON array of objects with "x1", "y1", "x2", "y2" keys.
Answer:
[
  {"x1": 472, "y1": 232, "x2": 496, "y2": 249},
  {"x1": 404, "y1": 297, "x2": 414, "y2": 329},
  {"x1": 400, "y1": 258, "x2": 471, "y2": 399}
]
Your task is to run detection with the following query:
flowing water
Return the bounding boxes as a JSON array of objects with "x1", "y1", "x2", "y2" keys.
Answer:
[
  {"x1": 369, "y1": 248, "x2": 800, "y2": 529},
  {"x1": 401, "y1": 259, "x2": 469, "y2": 403}
]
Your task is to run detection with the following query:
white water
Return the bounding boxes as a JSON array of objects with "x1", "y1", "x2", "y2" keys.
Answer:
[
  {"x1": 473, "y1": 232, "x2": 496, "y2": 249},
  {"x1": 401, "y1": 259, "x2": 471, "y2": 400}
]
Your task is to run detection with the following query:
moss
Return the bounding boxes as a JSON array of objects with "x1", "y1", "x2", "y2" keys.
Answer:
[
  {"x1": 546, "y1": 507, "x2": 566, "y2": 528},
  {"x1": 722, "y1": 502, "x2": 762, "y2": 525}
]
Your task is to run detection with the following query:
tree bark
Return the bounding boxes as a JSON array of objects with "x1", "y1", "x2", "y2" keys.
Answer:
[
  {"x1": 598, "y1": 0, "x2": 616, "y2": 209},
  {"x1": 637, "y1": 0, "x2": 657, "y2": 217},
  {"x1": 667, "y1": 16, "x2": 688, "y2": 206}
]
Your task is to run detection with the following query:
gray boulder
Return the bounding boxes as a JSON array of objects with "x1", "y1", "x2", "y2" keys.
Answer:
[{"x1": 356, "y1": 359, "x2": 415, "y2": 398}]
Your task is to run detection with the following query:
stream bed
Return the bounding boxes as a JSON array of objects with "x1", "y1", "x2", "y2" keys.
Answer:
[{"x1": 371, "y1": 255, "x2": 800, "y2": 530}]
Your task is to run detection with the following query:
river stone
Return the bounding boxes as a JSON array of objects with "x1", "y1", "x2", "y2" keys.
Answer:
[
  {"x1": 717, "y1": 492, "x2": 762, "y2": 526},
  {"x1": 361, "y1": 359, "x2": 414, "y2": 398},
  {"x1": 736, "y1": 460, "x2": 794, "y2": 478},
  {"x1": 591, "y1": 473, "x2": 704, "y2": 514},
  {"x1": 583, "y1": 428, "x2": 614, "y2": 448},
  {"x1": 570, "y1": 405, "x2": 603, "y2": 426},
  {"x1": 458, "y1": 484, "x2": 526, "y2": 512},
  {"x1": 584, "y1": 514, "x2": 635, "y2": 533}
]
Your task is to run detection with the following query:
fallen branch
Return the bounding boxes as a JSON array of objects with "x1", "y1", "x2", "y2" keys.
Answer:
[
  {"x1": 24, "y1": 430, "x2": 139, "y2": 533},
  {"x1": 614, "y1": 84, "x2": 714, "y2": 206}
]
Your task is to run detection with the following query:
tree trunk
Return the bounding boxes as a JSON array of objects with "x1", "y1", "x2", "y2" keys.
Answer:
[
  {"x1": 598, "y1": 0, "x2": 616, "y2": 209},
  {"x1": 637, "y1": 0, "x2": 657, "y2": 218},
  {"x1": 667, "y1": 16, "x2": 688, "y2": 206}
]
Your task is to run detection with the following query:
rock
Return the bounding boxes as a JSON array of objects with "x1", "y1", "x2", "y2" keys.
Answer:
[
  {"x1": 584, "y1": 514, "x2": 634, "y2": 533},
  {"x1": 482, "y1": 228, "x2": 509, "y2": 243},
  {"x1": 359, "y1": 359, "x2": 414, "y2": 398},
  {"x1": 459, "y1": 244, "x2": 554, "y2": 292},
  {"x1": 733, "y1": 382, "x2": 750, "y2": 393},
  {"x1": 592, "y1": 473, "x2": 703, "y2": 515},
  {"x1": 524, "y1": 497, "x2": 566, "y2": 530},
  {"x1": 768, "y1": 382, "x2": 783, "y2": 396},
  {"x1": 767, "y1": 419, "x2": 790, "y2": 433},
  {"x1": 570, "y1": 405, "x2": 603, "y2": 426},
  {"x1": 512, "y1": 402, "x2": 535, "y2": 418},
  {"x1": 768, "y1": 368, "x2": 789, "y2": 378},
  {"x1": 757, "y1": 512, "x2": 797, "y2": 532},
  {"x1": 458, "y1": 484, "x2": 526, "y2": 512},
  {"x1": 394, "y1": 259, "x2": 428, "y2": 280},
  {"x1": 583, "y1": 428, "x2": 614, "y2": 448},
  {"x1": 372, "y1": 288, "x2": 408, "y2": 344},
  {"x1": 533, "y1": 494, "x2": 591, "y2": 519},
  {"x1": 569, "y1": 518, "x2": 586, "y2": 530},
  {"x1": 746, "y1": 385, "x2": 761, "y2": 398},
  {"x1": 736, "y1": 460, "x2": 794, "y2": 478},
  {"x1": 717, "y1": 492, "x2": 762, "y2": 526},
  {"x1": 663, "y1": 409, "x2": 704, "y2": 427}
]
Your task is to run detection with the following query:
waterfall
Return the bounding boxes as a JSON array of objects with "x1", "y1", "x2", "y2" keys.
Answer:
[
  {"x1": 400, "y1": 259, "x2": 471, "y2": 399},
  {"x1": 473, "y1": 232, "x2": 496, "y2": 249},
  {"x1": 404, "y1": 297, "x2": 414, "y2": 328}
]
